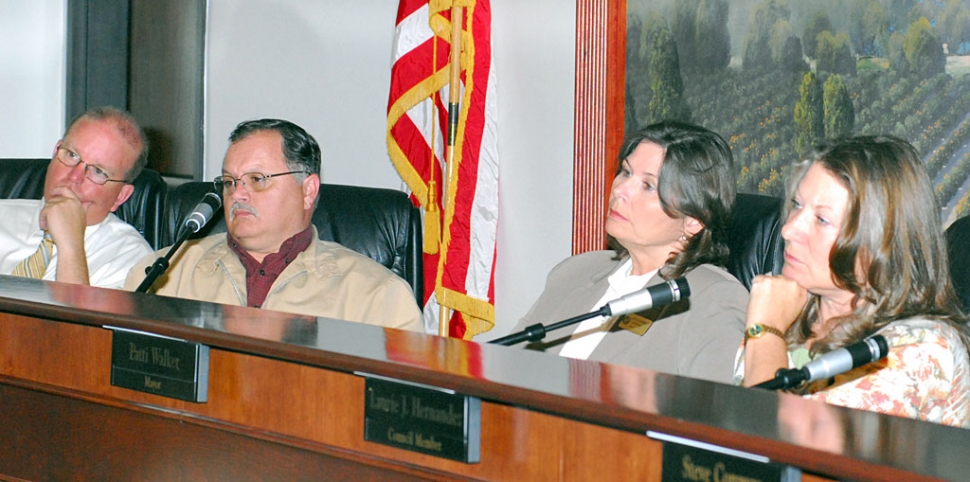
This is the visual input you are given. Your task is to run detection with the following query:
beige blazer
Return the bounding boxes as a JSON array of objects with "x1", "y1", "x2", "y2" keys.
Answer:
[
  {"x1": 124, "y1": 227, "x2": 423, "y2": 332},
  {"x1": 513, "y1": 251, "x2": 747, "y2": 384}
]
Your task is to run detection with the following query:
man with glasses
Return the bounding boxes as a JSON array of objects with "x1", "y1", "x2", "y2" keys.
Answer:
[
  {"x1": 125, "y1": 119, "x2": 422, "y2": 332},
  {"x1": 0, "y1": 107, "x2": 153, "y2": 288}
]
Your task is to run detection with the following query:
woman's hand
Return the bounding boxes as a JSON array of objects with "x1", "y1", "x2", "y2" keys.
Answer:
[
  {"x1": 746, "y1": 274, "x2": 808, "y2": 333},
  {"x1": 741, "y1": 274, "x2": 808, "y2": 387}
]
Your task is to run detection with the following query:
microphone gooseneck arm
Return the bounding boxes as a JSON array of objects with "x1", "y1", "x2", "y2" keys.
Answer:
[
  {"x1": 489, "y1": 306, "x2": 609, "y2": 346},
  {"x1": 489, "y1": 277, "x2": 689, "y2": 347},
  {"x1": 135, "y1": 226, "x2": 196, "y2": 293},
  {"x1": 136, "y1": 193, "x2": 222, "y2": 294}
]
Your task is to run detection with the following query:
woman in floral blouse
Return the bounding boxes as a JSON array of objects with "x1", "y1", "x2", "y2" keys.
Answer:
[{"x1": 737, "y1": 135, "x2": 970, "y2": 428}]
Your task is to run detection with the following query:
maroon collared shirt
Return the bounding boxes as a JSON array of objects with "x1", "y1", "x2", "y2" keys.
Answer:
[{"x1": 227, "y1": 226, "x2": 314, "y2": 308}]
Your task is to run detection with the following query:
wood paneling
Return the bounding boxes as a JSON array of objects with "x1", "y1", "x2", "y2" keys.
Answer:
[
  {"x1": 572, "y1": 0, "x2": 626, "y2": 255},
  {"x1": 0, "y1": 313, "x2": 665, "y2": 480}
]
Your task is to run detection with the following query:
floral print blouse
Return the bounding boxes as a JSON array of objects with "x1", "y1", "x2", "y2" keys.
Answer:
[{"x1": 735, "y1": 317, "x2": 970, "y2": 428}]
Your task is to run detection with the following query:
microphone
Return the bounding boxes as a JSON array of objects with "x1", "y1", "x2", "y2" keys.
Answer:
[
  {"x1": 136, "y1": 192, "x2": 222, "y2": 293},
  {"x1": 603, "y1": 277, "x2": 690, "y2": 316},
  {"x1": 489, "y1": 277, "x2": 691, "y2": 346},
  {"x1": 183, "y1": 192, "x2": 222, "y2": 234},
  {"x1": 753, "y1": 335, "x2": 890, "y2": 390}
]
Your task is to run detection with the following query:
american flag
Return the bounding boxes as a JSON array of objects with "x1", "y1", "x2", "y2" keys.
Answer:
[{"x1": 386, "y1": 0, "x2": 498, "y2": 339}]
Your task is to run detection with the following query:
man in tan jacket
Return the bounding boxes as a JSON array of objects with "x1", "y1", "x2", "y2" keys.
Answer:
[{"x1": 124, "y1": 119, "x2": 422, "y2": 332}]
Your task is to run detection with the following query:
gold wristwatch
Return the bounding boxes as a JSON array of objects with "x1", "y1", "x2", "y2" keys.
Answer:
[{"x1": 744, "y1": 324, "x2": 784, "y2": 346}]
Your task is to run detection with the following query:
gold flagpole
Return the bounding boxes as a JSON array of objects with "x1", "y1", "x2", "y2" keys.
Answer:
[{"x1": 438, "y1": 4, "x2": 463, "y2": 337}]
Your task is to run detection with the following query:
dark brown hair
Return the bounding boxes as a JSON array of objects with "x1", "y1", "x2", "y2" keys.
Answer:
[{"x1": 610, "y1": 120, "x2": 736, "y2": 279}]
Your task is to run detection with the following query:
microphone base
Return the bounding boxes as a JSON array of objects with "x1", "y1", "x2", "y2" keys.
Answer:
[{"x1": 752, "y1": 369, "x2": 806, "y2": 391}]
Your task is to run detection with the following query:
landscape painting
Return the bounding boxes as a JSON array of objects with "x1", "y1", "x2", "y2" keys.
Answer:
[{"x1": 625, "y1": 0, "x2": 970, "y2": 225}]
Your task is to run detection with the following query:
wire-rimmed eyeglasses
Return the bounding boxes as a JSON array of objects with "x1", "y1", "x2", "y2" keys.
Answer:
[
  {"x1": 54, "y1": 147, "x2": 127, "y2": 185},
  {"x1": 213, "y1": 171, "x2": 306, "y2": 194}
]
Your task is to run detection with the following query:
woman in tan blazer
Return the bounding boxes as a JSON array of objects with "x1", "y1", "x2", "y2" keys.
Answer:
[{"x1": 512, "y1": 120, "x2": 748, "y2": 384}]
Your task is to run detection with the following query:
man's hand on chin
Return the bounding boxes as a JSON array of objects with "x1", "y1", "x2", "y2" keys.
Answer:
[{"x1": 40, "y1": 186, "x2": 90, "y2": 285}]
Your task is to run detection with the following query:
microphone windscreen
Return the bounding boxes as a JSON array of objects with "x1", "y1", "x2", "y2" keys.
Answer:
[
  {"x1": 674, "y1": 277, "x2": 690, "y2": 299},
  {"x1": 185, "y1": 192, "x2": 223, "y2": 233},
  {"x1": 871, "y1": 334, "x2": 889, "y2": 358}
]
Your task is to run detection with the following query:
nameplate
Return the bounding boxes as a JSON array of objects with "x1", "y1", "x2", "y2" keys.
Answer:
[
  {"x1": 648, "y1": 431, "x2": 801, "y2": 482},
  {"x1": 109, "y1": 327, "x2": 209, "y2": 403},
  {"x1": 360, "y1": 374, "x2": 480, "y2": 463}
]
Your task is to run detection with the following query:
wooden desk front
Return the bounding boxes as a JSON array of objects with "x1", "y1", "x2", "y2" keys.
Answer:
[{"x1": 0, "y1": 276, "x2": 966, "y2": 481}]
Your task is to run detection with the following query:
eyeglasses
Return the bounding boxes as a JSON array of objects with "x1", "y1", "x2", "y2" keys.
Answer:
[
  {"x1": 213, "y1": 171, "x2": 306, "y2": 194},
  {"x1": 54, "y1": 147, "x2": 127, "y2": 185}
]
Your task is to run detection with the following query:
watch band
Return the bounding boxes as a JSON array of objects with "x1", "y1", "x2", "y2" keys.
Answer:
[{"x1": 744, "y1": 323, "x2": 785, "y2": 345}]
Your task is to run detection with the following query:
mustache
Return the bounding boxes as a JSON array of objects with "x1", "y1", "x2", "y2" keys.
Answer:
[{"x1": 229, "y1": 202, "x2": 258, "y2": 219}]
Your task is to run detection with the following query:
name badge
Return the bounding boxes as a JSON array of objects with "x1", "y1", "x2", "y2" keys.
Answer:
[{"x1": 617, "y1": 313, "x2": 654, "y2": 336}]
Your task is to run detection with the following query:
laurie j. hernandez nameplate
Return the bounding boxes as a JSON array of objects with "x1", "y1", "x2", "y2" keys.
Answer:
[
  {"x1": 109, "y1": 327, "x2": 210, "y2": 403},
  {"x1": 362, "y1": 374, "x2": 480, "y2": 463}
]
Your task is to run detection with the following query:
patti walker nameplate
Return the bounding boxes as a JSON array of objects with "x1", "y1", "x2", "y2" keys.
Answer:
[
  {"x1": 359, "y1": 373, "x2": 481, "y2": 463},
  {"x1": 109, "y1": 327, "x2": 210, "y2": 403}
]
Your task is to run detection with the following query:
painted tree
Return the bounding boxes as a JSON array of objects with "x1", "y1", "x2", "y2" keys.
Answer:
[
  {"x1": 904, "y1": 17, "x2": 946, "y2": 78},
  {"x1": 887, "y1": 0, "x2": 920, "y2": 33},
  {"x1": 849, "y1": 0, "x2": 889, "y2": 57},
  {"x1": 769, "y1": 20, "x2": 794, "y2": 65},
  {"x1": 888, "y1": 31, "x2": 911, "y2": 74},
  {"x1": 780, "y1": 35, "x2": 808, "y2": 74},
  {"x1": 694, "y1": 0, "x2": 731, "y2": 72},
  {"x1": 626, "y1": 14, "x2": 671, "y2": 130},
  {"x1": 669, "y1": 0, "x2": 700, "y2": 74},
  {"x1": 816, "y1": 31, "x2": 857, "y2": 76},
  {"x1": 648, "y1": 22, "x2": 691, "y2": 123},
  {"x1": 824, "y1": 74, "x2": 854, "y2": 139},
  {"x1": 943, "y1": 0, "x2": 970, "y2": 55},
  {"x1": 742, "y1": 0, "x2": 790, "y2": 71},
  {"x1": 625, "y1": 15, "x2": 647, "y2": 133},
  {"x1": 802, "y1": 11, "x2": 832, "y2": 59},
  {"x1": 794, "y1": 72, "x2": 823, "y2": 157}
]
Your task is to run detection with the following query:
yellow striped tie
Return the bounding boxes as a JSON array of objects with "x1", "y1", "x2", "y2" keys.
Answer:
[{"x1": 11, "y1": 236, "x2": 55, "y2": 279}]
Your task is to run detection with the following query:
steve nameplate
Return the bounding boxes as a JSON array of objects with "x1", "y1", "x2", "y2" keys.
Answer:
[
  {"x1": 362, "y1": 376, "x2": 480, "y2": 463},
  {"x1": 657, "y1": 436, "x2": 800, "y2": 482},
  {"x1": 109, "y1": 327, "x2": 210, "y2": 403}
]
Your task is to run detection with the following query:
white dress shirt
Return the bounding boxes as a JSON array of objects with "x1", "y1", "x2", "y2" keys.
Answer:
[
  {"x1": 0, "y1": 198, "x2": 153, "y2": 288},
  {"x1": 559, "y1": 258, "x2": 658, "y2": 360}
]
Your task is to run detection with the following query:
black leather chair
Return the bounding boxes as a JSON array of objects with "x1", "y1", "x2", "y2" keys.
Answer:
[
  {"x1": 0, "y1": 159, "x2": 423, "y2": 304},
  {"x1": 0, "y1": 158, "x2": 168, "y2": 249},
  {"x1": 725, "y1": 193, "x2": 786, "y2": 290},
  {"x1": 946, "y1": 215, "x2": 970, "y2": 311},
  {"x1": 162, "y1": 181, "x2": 424, "y2": 304},
  {"x1": 2, "y1": 158, "x2": 778, "y2": 300}
]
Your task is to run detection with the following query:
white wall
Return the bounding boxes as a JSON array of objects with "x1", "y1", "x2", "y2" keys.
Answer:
[
  {"x1": 206, "y1": 0, "x2": 576, "y2": 338},
  {"x1": 0, "y1": 0, "x2": 66, "y2": 157}
]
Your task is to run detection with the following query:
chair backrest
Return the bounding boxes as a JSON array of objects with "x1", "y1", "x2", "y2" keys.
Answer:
[
  {"x1": 0, "y1": 158, "x2": 169, "y2": 249},
  {"x1": 946, "y1": 215, "x2": 970, "y2": 311},
  {"x1": 162, "y1": 181, "x2": 424, "y2": 304},
  {"x1": 0, "y1": 158, "x2": 47, "y2": 199},
  {"x1": 725, "y1": 193, "x2": 786, "y2": 290}
]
